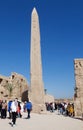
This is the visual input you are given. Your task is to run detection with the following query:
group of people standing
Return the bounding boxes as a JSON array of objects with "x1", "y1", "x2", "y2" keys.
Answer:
[
  {"x1": 45, "y1": 102, "x2": 74, "y2": 117},
  {"x1": 0, "y1": 98, "x2": 32, "y2": 127}
]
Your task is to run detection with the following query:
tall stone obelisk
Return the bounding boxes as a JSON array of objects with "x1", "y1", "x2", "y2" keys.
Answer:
[{"x1": 29, "y1": 7, "x2": 45, "y2": 112}]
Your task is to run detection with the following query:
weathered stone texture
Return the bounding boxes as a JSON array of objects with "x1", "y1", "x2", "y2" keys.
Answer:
[
  {"x1": 44, "y1": 94, "x2": 55, "y2": 103},
  {"x1": 29, "y1": 8, "x2": 46, "y2": 112},
  {"x1": 74, "y1": 59, "x2": 83, "y2": 117},
  {"x1": 0, "y1": 72, "x2": 28, "y2": 101}
]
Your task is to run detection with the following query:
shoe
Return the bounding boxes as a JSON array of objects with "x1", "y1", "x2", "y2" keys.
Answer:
[
  {"x1": 11, "y1": 122, "x2": 13, "y2": 127},
  {"x1": 13, "y1": 124, "x2": 16, "y2": 127}
]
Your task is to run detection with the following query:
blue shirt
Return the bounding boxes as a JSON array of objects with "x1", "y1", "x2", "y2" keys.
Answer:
[{"x1": 25, "y1": 102, "x2": 32, "y2": 110}]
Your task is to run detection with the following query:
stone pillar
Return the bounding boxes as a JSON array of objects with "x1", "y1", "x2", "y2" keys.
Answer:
[
  {"x1": 29, "y1": 8, "x2": 45, "y2": 113},
  {"x1": 74, "y1": 59, "x2": 83, "y2": 117}
]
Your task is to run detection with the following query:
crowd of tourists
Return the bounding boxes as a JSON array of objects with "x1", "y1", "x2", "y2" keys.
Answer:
[
  {"x1": 45, "y1": 102, "x2": 74, "y2": 117},
  {"x1": 0, "y1": 98, "x2": 75, "y2": 127},
  {"x1": 0, "y1": 98, "x2": 32, "y2": 127}
]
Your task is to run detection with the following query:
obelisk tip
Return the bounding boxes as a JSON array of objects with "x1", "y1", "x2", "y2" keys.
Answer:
[{"x1": 32, "y1": 7, "x2": 37, "y2": 14}]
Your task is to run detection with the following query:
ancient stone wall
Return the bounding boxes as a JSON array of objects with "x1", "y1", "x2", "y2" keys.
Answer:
[
  {"x1": 74, "y1": 59, "x2": 83, "y2": 117},
  {"x1": 54, "y1": 98, "x2": 73, "y2": 104},
  {"x1": 44, "y1": 94, "x2": 54, "y2": 103},
  {"x1": 0, "y1": 72, "x2": 28, "y2": 101}
]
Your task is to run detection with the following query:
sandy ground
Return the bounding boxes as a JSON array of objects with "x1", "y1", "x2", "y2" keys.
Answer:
[{"x1": 0, "y1": 111, "x2": 83, "y2": 130}]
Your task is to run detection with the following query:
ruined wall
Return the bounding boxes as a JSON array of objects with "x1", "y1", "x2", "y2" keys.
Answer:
[
  {"x1": 0, "y1": 72, "x2": 28, "y2": 101},
  {"x1": 74, "y1": 59, "x2": 83, "y2": 117},
  {"x1": 44, "y1": 94, "x2": 54, "y2": 103}
]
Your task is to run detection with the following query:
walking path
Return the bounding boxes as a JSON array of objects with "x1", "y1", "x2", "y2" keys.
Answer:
[{"x1": 0, "y1": 111, "x2": 83, "y2": 130}]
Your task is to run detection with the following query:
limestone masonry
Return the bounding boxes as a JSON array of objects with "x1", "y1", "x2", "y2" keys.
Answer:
[
  {"x1": 74, "y1": 59, "x2": 83, "y2": 117},
  {"x1": 29, "y1": 8, "x2": 46, "y2": 112},
  {"x1": 0, "y1": 72, "x2": 28, "y2": 101}
]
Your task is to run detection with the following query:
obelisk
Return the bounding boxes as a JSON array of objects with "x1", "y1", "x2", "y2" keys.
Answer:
[{"x1": 29, "y1": 7, "x2": 45, "y2": 112}]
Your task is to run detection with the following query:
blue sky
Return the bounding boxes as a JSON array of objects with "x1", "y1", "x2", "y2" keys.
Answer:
[{"x1": 0, "y1": 0, "x2": 83, "y2": 98}]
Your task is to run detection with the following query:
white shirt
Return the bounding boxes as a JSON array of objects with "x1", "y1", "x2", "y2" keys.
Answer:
[{"x1": 11, "y1": 101, "x2": 17, "y2": 112}]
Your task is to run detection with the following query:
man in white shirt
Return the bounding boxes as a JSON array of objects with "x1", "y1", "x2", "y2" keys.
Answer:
[{"x1": 11, "y1": 98, "x2": 18, "y2": 126}]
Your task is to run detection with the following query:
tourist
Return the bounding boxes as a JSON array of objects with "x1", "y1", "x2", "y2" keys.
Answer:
[
  {"x1": 0, "y1": 100, "x2": 2, "y2": 117},
  {"x1": 11, "y1": 98, "x2": 18, "y2": 126},
  {"x1": 1, "y1": 100, "x2": 7, "y2": 119},
  {"x1": 25, "y1": 98, "x2": 32, "y2": 119},
  {"x1": 8, "y1": 100, "x2": 12, "y2": 119},
  {"x1": 17, "y1": 101, "x2": 22, "y2": 118}
]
